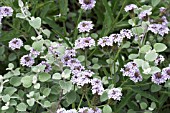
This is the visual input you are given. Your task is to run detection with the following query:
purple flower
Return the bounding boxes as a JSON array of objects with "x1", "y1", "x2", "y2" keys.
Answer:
[
  {"x1": 159, "y1": 7, "x2": 166, "y2": 13},
  {"x1": 124, "y1": 4, "x2": 138, "y2": 12},
  {"x1": 67, "y1": 58, "x2": 81, "y2": 68},
  {"x1": 138, "y1": 10, "x2": 152, "y2": 20},
  {"x1": 91, "y1": 78, "x2": 104, "y2": 95},
  {"x1": 129, "y1": 70, "x2": 143, "y2": 83},
  {"x1": 109, "y1": 34, "x2": 123, "y2": 46},
  {"x1": 148, "y1": 24, "x2": 159, "y2": 34},
  {"x1": 108, "y1": 88, "x2": 122, "y2": 101},
  {"x1": 67, "y1": 109, "x2": 77, "y2": 113},
  {"x1": 79, "y1": 0, "x2": 96, "y2": 10},
  {"x1": 158, "y1": 25, "x2": 169, "y2": 36},
  {"x1": 162, "y1": 66, "x2": 170, "y2": 80},
  {"x1": 120, "y1": 29, "x2": 133, "y2": 39},
  {"x1": 154, "y1": 55, "x2": 165, "y2": 66},
  {"x1": 97, "y1": 36, "x2": 113, "y2": 47},
  {"x1": 29, "y1": 48, "x2": 40, "y2": 58},
  {"x1": 39, "y1": 61, "x2": 52, "y2": 73},
  {"x1": 77, "y1": 21, "x2": 94, "y2": 33},
  {"x1": 70, "y1": 63, "x2": 85, "y2": 74},
  {"x1": 0, "y1": 6, "x2": 13, "y2": 17},
  {"x1": 151, "y1": 72, "x2": 167, "y2": 85},
  {"x1": 61, "y1": 55, "x2": 72, "y2": 65},
  {"x1": 148, "y1": 24, "x2": 169, "y2": 36},
  {"x1": 65, "y1": 49, "x2": 76, "y2": 57},
  {"x1": 56, "y1": 108, "x2": 66, "y2": 113},
  {"x1": 75, "y1": 37, "x2": 95, "y2": 49},
  {"x1": 93, "y1": 107, "x2": 102, "y2": 113},
  {"x1": 71, "y1": 70, "x2": 94, "y2": 86},
  {"x1": 48, "y1": 43, "x2": 61, "y2": 56},
  {"x1": 161, "y1": 16, "x2": 168, "y2": 26},
  {"x1": 78, "y1": 107, "x2": 93, "y2": 113},
  {"x1": 20, "y1": 55, "x2": 35, "y2": 67},
  {"x1": 9, "y1": 38, "x2": 23, "y2": 50}
]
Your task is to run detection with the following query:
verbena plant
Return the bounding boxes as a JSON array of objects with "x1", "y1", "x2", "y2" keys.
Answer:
[{"x1": 0, "y1": 0, "x2": 170, "y2": 113}]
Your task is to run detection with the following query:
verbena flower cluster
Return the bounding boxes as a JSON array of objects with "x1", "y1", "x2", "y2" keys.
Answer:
[{"x1": 0, "y1": 6, "x2": 13, "y2": 23}]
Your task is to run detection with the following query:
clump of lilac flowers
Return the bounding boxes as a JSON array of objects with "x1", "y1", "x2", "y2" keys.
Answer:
[
  {"x1": 78, "y1": 107, "x2": 102, "y2": 113},
  {"x1": 77, "y1": 21, "x2": 94, "y2": 33},
  {"x1": 97, "y1": 36, "x2": 113, "y2": 47},
  {"x1": 151, "y1": 72, "x2": 167, "y2": 85},
  {"x1": 120, "y1": 29, "x2": 133, "y2": 39},
  {"x1": 121, "y1": 62, "x2": 143, "y2": 83},
  {"x1": 154, "y1": 55, "x2": 165, "y2": 65},
  {"x1": 0, "y1": 6, "x2": 13, "y2": 23},
  {"x1": 124, "y1": 4, "x2": 138, "y2": 12},
  {"x1": 29, "y1": 47, "x2": 40, "y2": 58},
  {"x1": 79, "y1": 0, "x2": 96, "y2": 10},
  {"x1": 91, "y1": 78, "x2": 104, "y2": 95},
  {"x1": 20, "y1": 55, "x2": 35, "y2": 67},
  {"x1": 138, "y1": 9, "x2": 152, "y2": 20},
  {"x1": 38, "y1": 61, "x2": 52, "y2": 73},
  {"x1": 162, "y1": 66, "x2": 170, "y2": 80},
  {"x1": 108, "y1": 88, "x2": 122, "y2": 101},
  {"x1": 75, "y1": 37, "x2": 95, "y2": 49},
  {"x1": 71, "y1": 70, "x2": 94, "y2": 86},
  {"x1": 9, "y1": 38, "x2": 23, "y2": 50}
]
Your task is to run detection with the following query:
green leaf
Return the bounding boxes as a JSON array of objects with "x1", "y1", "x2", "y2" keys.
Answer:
[
  {"x1": 18, "y1": 0, "x2": 24, "y2": 7},
  {"x1": 16, "y1": 13, "x2": 26, "y2": 19},
  {"x1": 151, "y1": 84, "x2": 162, "y2": 92},
  {"x1": 59, "y1": 80, "x2": 72, "y2": 92},
  {"x1": 52, "y1": 73, "x2": 61, "y2": 80},
  {"x1": 66, "y1": 90, "x2": 76, "y2": 104},
  {"x1": 21, "y1": 76, "x2": 32, "y2": 88},
  {"x1": 164, "y1": 80, "x2": 170, "y2": 88},
  {"x1": 100, "y1": 91, "x2": 108, "y2": 102},
  {"x1": 145, "y1": 50, "x2": 158, "y2": 61},
  {"x1": 2, "y1": 94, "x2": 10, "y2": 102},
  {"x1": 134, "y1": 59, "x2": 144, "y2": 67},
  {"x1": 27, "y1": 98, "x2": 35, "y2": 106},
  {"x1": 132, "y1": 27, "x2": 144, "y2": 36},
  {"x1": 42, "y1": 29, "x2": 51, "y2": 38},
  {"x1": 140, "y1": 102, "x2": 147, "y2": 109},
  {"x1": 8, "y1": 53, "x2": 17, "y2": 61},
  {"x1": 103, "y1": 105, "x2": 112, "y2": 113},
  {"x1": 44, "y1": 101, "x2": 51, "y2": 108},
  {"x1": 32, "y1": 40, "x2": 44, "y2": 51},
  {"x1": 62, "y1": 69, "x2": 71, "y2": 79},
  {"x1": 38, "y1": 72, "x2": 51, "y2": 82},
  {"x1": 10, "y1": 77, "x2": 22, "y2": 87},
  {"x1": 29, "y1": 17, "x2": 41, "y2": 29},
  {"x1": 128, "y1": 54, "x2": 139, "y2": 60},
  {"x1": 92, "y1": 64, "x2": 101, "y2": 69},
  {"x1": 4, "y1": 87, "x2": 17, "y2": 96},
  {"x1": 0, "y1": 45, "x2": 5, "y2": 55},
  {"x1": 43, "y1": 88, "x2": 51, "y2": 96},
  {"x1": 149, "y1": 66, "x2": 161, "y2": 74},
  {"x1": 16, "y1": 103, "x2": 27, "y2": 111},
  {"x1": 151, "y1": 0, "x2": 161, "y2": 7},
  {"x1": 149, "y1": 102, "x2": 156, "y2": 111},
  {"x1": 154, "y1": 43, "x2": 167, "y2": 52},
  {"x1": 77, "y1": 55, "x2": 85, "y2": 62},
  {"x1": 59, "y1": 0, "x2": 68, "y2": 21},
  {"x1": 140, "y1": 45, "x2": 152, "y2": 53}
]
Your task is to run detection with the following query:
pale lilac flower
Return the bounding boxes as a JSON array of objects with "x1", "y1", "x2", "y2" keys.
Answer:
[
  {"x1": 91, "y1": 78, "x2": 104, "y2": 95},
  {"x1": 77, "y1": 21, "x2": 94, "y2": 33},
  {"x1": 124, "y1": 4, "x2": 138, "y2": 12},
  {"x1": 20, "y1": 55, "x2": 35, "y2": 67},
  {"x1": 61, "y1": 55, "x2": 72, "y2": 65},
  {"x1": 75, "y1": 37, "x2": 95, "y2": 49},
  {"x1": 155, "y1": 55, "x2": 165, "y2": 65},
  {"x1": 79, "y1": 0, "x2": 96, "y2": 10},
  {"x1": 70, "y1": 63, "x2": 85, "y2": 74},
  {"x1": 120, "y1": 29, "x2": 133, "y2": 39},
  {"x1": 29, "y1": 48, "x2": 40, "y2": 58},
  {"x1": 129, "y1": 70, "x2": 143, "y2": 83},
  {"x1": 56, "y1": 108, "x2": 66, "y2": 113},
  {"x1": 138, "y1": 10, "x2": 152, "y2": 20},
  {"x1": 158, "y1": 25, "x2": 169, "y2": 36},
  {"x1": 48, "y1": 43, "x2": 61, "y2": 56},
  {"x1": 109, "y1": 34, "x2": 123, "y2": 46},
  {"x1": 148, "y1": 24, "x2": 159, "y2": 34},
  {"x1": 162, "y1": 66, "x2": 170, "y2": 80},
  {"x1": 67, "y1": 58, "x2": 81, "y2": 67},
  {"x1": 148, "y1": 24, "x2": 169, "y2": 36},
  {"x1": 151, "y1": 72, "x2": 167, "y2": 85},
  {"x1": 0, "y1": 6, "x2": 13, "y2": 17},
  {"x1": 78, "y1": 107, "x2": 93, "y2": 113},
  {"x1": 71, "y1": 70, "x2": 94, "y2": 86},
  {"x1": 108, "y1": 88, "x2": 122, "y2": 101},
  {"x1": 159, "y1": 7, "x2": 166, "y2": 13},
  {"x1": 39, "y1": 61, "x2": 52, "y2": 73},
  {"x1": 161, "y1": 16, "x2": 168, "y2": 26},
  {"x1": 9, "y1": 38, "x2": 23, "y2": 50},
  {"x1": 65, "y1": 49, "x2": 76, "y2": 57},
  {"x1": 97, "y1": 36, "x2": 113, "y2": 47},
  {"x1": 67, "y1": 109, "x2": 77, "y2": 113}
]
